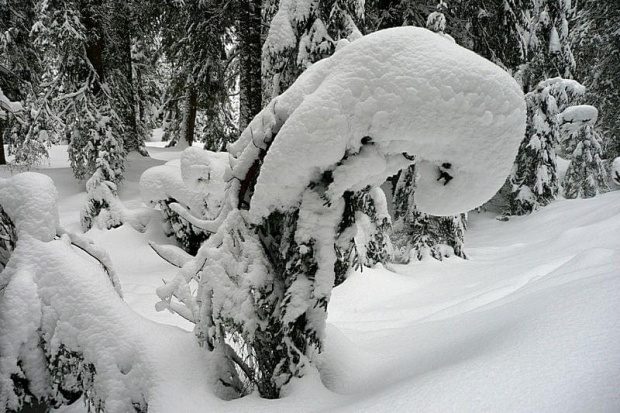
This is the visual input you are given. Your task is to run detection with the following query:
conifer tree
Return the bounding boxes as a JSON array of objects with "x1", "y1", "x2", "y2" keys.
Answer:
[
  {"x1": 392, "y1": 163, "x2": 466, "y2": 262},
  {"x1": 160, "y1": 0, "x2": 237, "y2": 150},
  {"x1": 560, "y1": 105, "x2": 609, "y2": 199},
  {"x1": 262, "y1": 0, "x2": 364, "y2": 105},
  {"x1": 386, "y1": 3, "x2": 467, "y2": 262},
  {"x1": 507, "y1": 77, "x2": 584, "y2": 214},
  {"x1": 571, "y1": 0, "x2": 620, "y2": 159}
]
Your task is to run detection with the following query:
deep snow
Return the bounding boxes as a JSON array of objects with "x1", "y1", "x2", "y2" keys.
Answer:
[{"x1": 1, "y1": 143, "x2": 619, "y2": 412}]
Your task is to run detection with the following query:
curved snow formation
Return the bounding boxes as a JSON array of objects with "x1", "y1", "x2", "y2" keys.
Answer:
[
  {"x1": 560, "y1": 105, "x2": 598, "y2": 134},
  {"x1": 245, "y1": 27, "x2": 526, "y2": 219},
  {"x1": 0, "y1": 173, "x2": 59, "y2": 242}
]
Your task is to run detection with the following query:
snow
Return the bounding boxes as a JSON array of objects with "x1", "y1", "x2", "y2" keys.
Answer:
[
  {"x1": 559, "y1": 104, "x2": 598, "y2": 133},
  {"x1": 250, "y1": 27, "x2": 526, "y2": 220},
  {"x1": 0, "y1": 172, "x2": 59, "y2": 241},
  {"x1": 1, "y1": 138, "x2": 619, "y2": 412}
]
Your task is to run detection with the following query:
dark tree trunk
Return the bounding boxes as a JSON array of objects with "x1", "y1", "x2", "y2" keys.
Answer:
[
  {"x1": 183, "y1": 84, "x2": 198, "y2": 146},
  {"x1": 238, "y1": 0, "x2": 263, "y2": 129},
  {"x1": 117, "y1": 16, "x2": 143, "y2": 154},
  {"x1": 0, "y1": 120, "x2": 5, "y2": 165}
]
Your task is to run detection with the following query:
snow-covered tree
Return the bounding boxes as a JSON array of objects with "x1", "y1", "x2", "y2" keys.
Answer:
[
  {"x1": 571, "y1": 0, "x2": 620, "y2": 160},
  {"x1": 507, "y1": 77, "x2": 584, "y2": 215},
  {"x1": 392, "y1": 163, "x2": 467, "y2": 262},
  {"x1": 160, "y1": 0, "x2": 237, "y2": 149},
  {"x1": 385, "y1": 3, "x2": 468, "y2": 263},
  {"x1": 153, "y1": 28, "x2": 526, "y2": 399},
  {"x1": 560, "y1": 105, "x2": 609, "y2": 199},
  {"x1": 262, "y1": 0, "x2": 364, "y2": 105},
  {"x1": 520, "y1": 0, "x2": 576, "y2": 91}
]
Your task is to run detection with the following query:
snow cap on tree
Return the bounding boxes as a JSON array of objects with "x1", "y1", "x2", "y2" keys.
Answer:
[{"x1": 249, "y1": 27, "x2": 527, "y2": 221}]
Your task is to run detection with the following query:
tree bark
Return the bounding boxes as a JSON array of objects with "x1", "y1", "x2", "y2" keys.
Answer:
[
  {"x1": 183, "y1": 84, "x2": 198, "y2": 146},
  {"x1": 238, "y1": 0, "x2": 263, "y2": 129},
  {"x1": 0, "y1": 120, "x2": 6, "y2": 165}
]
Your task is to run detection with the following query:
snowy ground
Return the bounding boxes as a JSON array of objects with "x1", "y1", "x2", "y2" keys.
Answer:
[{"x1": 1, "y1": 142, "x2": 619, "y2": 412}]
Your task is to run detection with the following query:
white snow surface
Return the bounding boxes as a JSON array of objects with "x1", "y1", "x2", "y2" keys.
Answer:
[
  {"x1": 1, "y1": 142, "x2": 619, "y2": 412},
  {"x1": 0, "y1": 172, "x2": 59, "y2": 241},
  {"x1": 560, "y1": 104, "x2": 598, "y2": 133},
  {"x1": 250, "y1": 27, "x2": 526, "y2": 219}
]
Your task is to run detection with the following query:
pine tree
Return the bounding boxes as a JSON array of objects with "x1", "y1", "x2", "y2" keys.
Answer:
[
  {"x1": 560, "y1": 105, "x2": 609, "y2": 199},
  {"x1": 392, "y1": 163, "x2": 466, "y2": 262},
  {"x1": 384, "y1": 2, "x2": 467, "y2": 263},
  {"x1": 571, "y1": 0, "x2": 620, "y2": 159},
  {"x1": 507, "y1": 77, "x2": 584, "y2": 215},
  {"x1": 262, "y1": 0, "x2": 364, "y2": 105},
  {"x1": 160, "y1": 0, "x2": 237, "y2": 150},
  {"x1": 521, "y1": 0, "x2": 576, "y2": 91},
  {"x1": 0, "y1": 0, "x2": 54, "y2": 168}
]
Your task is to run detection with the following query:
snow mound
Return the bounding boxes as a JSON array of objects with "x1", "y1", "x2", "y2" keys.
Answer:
[
  {"x1": 180, "y1": 147, "x2": 228, "y2": 208},
  {"x1": 249, "y1": 27, "x2": 526, "y2": 219},
  {"x1": 0, "y1": 235, "x2": 221, "y2": 412},
  {"x1": 560, "y1": 104, "x2": 598, "y2": 133},
  {"x1": 140, "y1": 160, "x2": 206, "y2": 215},
  {"x1": 0, "y1": 172, "x2": 59, "y2": 241}
]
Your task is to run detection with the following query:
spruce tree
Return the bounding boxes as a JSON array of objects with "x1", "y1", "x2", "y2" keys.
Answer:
[
  {"x1": 571, "y1": 0, "x2": 620, "y2": 159},
  {"x1": 560, "y1": 105, "x2": 609, "y2": 199},
  {"x1": 160, "y1": 0, "x2": 237, "y2": 150},
  {"x1": 507, "y1": 77, "x2": 584, "y2": 214},
  {"x1": 392, "y1": 163, "x2": 466, "y2": 263}
]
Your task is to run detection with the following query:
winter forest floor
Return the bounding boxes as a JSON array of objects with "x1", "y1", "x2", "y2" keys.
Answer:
[{"x1": 1, "y1": 137, "x2": 619, "y2": 412}]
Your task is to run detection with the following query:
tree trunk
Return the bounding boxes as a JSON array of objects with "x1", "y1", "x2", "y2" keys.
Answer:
[
  {"x1": 117, "y1": 16, "x2": 143, "y2": 154},
  {"x1": 183, "y1": 84, "x2": 198, "y2": 146},
  {"x1": 238, "y1": 0, "x2": 263, "y2": 129},
  {"x1": 0, "y1": 119, "x2": 5, "y2": 165}
]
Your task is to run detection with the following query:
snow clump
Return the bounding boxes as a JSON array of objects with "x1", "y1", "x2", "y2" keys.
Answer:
[{"x1": 248, "y1": 26, "x2": 527, "y2": 220}]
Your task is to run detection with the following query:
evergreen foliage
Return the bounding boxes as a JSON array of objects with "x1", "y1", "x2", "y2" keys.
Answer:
[
  {"x1": 262, "y1": 0, "x2": 364, "y2": 105},
  {"x1": 560, "y1": 105, "x2": 609, "y2": 199},
  {"x1": 392, "y1": 163, "x2": 467, "y2": 262},
  {"x1": 507, "y1": 77, "x2": 584, "y2": 215},
  {"x1": 571, "y1": 0, "x2": 620, "y2": 159}
]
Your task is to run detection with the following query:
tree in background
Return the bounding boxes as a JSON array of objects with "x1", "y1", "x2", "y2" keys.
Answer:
[
  {"x1": 392, "y1": 163, "x2": 466, "y2": 262},
  {"x1": 262, "y1": 0, "x2": 364, "y2": 105},
  {"x1": 560, "y1": 105, "x2": 609, "y2": 199},
  {"x1": 160, "y1": 0, "x2": 237, "y2": 150},
  {"x1": 507, "y1": 78, "x2": 584, "y2": 214},
  {"x1": 571, "y1": 0, "x2": 620, "y2": 160}
]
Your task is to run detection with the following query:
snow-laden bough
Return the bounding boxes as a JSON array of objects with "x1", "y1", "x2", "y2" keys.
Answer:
[
  {"x1": 248, "y1": 26, "x2": 526, "y2": 219},
  {"x1": 154, "y1": 27, "x2": 527, "y2": 399}
]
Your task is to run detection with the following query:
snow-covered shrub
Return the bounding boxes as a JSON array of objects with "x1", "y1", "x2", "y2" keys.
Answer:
[
  {"x1": 0, "y1": 172, "x2": 138, "y2": 412},
  {"x1": 156, "y1": 27, "x2": 526, "y2": 399},
  {"x1": 392, "y1": 161, "x2": 468, "y2": 263},
  {"x1": 507, "y1": 77, "x2": 585, "y2": 215},
  {"x1": 560, "y1": 105, "x2": 609, "y2": 198},
  {"x1": 140, "y1": 149, "x2": 227, "y2": 253}
]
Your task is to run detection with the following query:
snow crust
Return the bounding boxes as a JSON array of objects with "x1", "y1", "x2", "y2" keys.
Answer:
[
  {"x1": 250, "y1": 27, "x2": 526, "y2": 219},
  {"x1": 0, "y1": 172, "x2": 59, "y2": 241}
]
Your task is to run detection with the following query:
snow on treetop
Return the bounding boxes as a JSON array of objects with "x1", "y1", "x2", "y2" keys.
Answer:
[
  {"x1": 560, "y1": 105, "x2": 598, "y2": 129},
  {"x1": 249, "y1": 27, "x2": 526, "y2": 219},
  {"x1": 0, "y1": 172, "x2": 59, "y2": 242}
]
